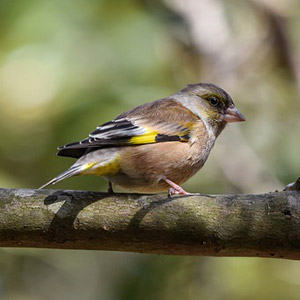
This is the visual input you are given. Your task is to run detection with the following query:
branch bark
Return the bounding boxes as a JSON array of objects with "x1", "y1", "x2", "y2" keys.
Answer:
[{"x1": 1, "y1": 188, "x2": 300, "y2": 259}]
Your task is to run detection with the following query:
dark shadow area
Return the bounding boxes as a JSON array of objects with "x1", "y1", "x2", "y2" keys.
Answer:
[
  {"x1": 42, "y1": 190, "x2": 214, "y2": 246},
  {"x1": 127, "y1": 194, "x2": 195, "y2": 231},
  {"x1": 43, "y1": 190, "x2": 112, "y2": 242}
]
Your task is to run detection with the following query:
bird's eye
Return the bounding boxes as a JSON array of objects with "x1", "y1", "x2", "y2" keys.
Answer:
[{"x1": 207, "y1": 96, "x2": 219, "y2": 107}]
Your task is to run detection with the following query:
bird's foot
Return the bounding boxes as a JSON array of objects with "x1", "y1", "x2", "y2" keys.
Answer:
[
  {"x1": 108, "y1": 181, "x2": 115, "y2": 194},
  {"x1": 168, "y1": 187, "x2": 190, "y2": 198},
  {"x1": 163, "y1": 178, "x2": 190, "y2": 198}
]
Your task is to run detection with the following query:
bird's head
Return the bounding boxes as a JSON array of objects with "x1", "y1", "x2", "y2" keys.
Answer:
[{"x1": 177, "y1": 83, "x2": 245, "y2": 135}]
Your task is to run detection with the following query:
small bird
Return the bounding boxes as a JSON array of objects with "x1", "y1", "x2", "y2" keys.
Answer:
[{"x1": 40, "y1": 83, "x2": 245, "y2": 196}]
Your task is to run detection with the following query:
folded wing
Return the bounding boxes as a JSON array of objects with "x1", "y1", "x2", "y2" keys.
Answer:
[{"x1": 57, "y1": 98, "x2": 199, "y2": 158}]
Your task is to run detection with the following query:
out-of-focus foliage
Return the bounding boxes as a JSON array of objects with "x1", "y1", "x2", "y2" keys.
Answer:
[{"x1": 0, "y1": 0, "x2": 300, "y2": 299}]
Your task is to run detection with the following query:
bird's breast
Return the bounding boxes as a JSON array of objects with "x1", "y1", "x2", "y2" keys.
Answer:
[{"x1": 107, "y1": 128, "x2": 215, "y2": 192}]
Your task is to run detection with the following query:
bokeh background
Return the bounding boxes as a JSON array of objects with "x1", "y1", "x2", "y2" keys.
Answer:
[{"x1": 0, "y1": 0, "x2": 300, "y2": 299}]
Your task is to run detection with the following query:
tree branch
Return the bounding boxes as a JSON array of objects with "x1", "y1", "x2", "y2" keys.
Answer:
[{"x1": 1, "y1": 187, "x2": 300, "y2": 259}]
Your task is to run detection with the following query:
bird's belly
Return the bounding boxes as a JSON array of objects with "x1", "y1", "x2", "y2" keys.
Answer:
[{"x1": 106, "y1": 141, "x2": 212, "y2": 192}]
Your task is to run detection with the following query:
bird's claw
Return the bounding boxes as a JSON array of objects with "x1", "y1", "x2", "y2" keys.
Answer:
[{"x1": 168, "y1": 187, "x2": 190, "y2": 198}]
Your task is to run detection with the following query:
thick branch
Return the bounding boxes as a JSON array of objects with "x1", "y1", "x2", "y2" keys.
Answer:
[{"x1": 1, "y1": 188, "x2": 300, "y2": 259}]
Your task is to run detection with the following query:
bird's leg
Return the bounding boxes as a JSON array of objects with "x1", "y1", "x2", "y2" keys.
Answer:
[
  {"x1": 108, "y1": 181, "x2": 115, "y2": 194},
  {"x1": 163, "y1": 178, "x2": 190, "y2": 198}
]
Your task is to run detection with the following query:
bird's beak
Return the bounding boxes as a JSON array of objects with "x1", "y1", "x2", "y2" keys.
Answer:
[{"x1": 224, "y1": 106, "x2": 246, "y2": 123}]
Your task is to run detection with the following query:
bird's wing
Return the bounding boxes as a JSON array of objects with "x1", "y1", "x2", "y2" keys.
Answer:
[{"x1": 57, "y1": 98, "x2": 199, "y2": 158}]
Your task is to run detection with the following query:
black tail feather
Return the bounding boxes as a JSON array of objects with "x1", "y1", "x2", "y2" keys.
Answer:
[{"x1": 39, "y1": 165, "x2": 82, "y2": 189}]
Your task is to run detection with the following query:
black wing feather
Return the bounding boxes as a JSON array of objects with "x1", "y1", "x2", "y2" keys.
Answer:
[{"x1": 57, "y1": 99, "x2": 196, "y2": 159}]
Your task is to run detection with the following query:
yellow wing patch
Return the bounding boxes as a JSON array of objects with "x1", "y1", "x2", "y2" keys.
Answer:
[
  {"x1": 129, "y1": 129, "x2": 159, "y2": 145},
  {"x1": 128, "y1": 126, "x2": 191, "y2": 145}
]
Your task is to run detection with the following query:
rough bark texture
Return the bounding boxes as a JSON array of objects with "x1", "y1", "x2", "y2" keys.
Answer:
[{"x1": 1, "y1": 188, "x2": 300, "y2": 259}]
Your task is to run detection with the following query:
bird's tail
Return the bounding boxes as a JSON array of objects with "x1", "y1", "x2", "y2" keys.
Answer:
[{"x1": 39, "y1": 165, "x2": 83, "y2": 189}]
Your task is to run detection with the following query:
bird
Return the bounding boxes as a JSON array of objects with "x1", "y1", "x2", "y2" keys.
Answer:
[{"x1": 40, "y1": 83, "x2": 245, "y2": 196}]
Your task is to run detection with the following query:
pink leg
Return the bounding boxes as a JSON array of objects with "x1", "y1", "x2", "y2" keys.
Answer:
[{"x1": 163, "y1": 178, "x2": 190, "y2": 197}]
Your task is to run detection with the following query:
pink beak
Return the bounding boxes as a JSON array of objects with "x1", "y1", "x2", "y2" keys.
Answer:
[{"x1": 224, "y1": 106, "x2": 246, "y2": 123}]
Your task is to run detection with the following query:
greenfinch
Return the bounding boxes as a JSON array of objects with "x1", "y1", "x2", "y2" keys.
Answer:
[{"x1": 40, "y1": 83, "x2": 245, "y2": 196}]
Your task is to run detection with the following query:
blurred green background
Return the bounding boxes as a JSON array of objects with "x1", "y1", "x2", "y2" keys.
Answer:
[{"x1": 1, "y1": 0, "x2": 300, "y2": 299}]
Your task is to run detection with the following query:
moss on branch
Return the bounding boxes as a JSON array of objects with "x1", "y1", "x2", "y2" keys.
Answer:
[{"x1": 0, "y1": 188, "x2": 300, "y2": 259}]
